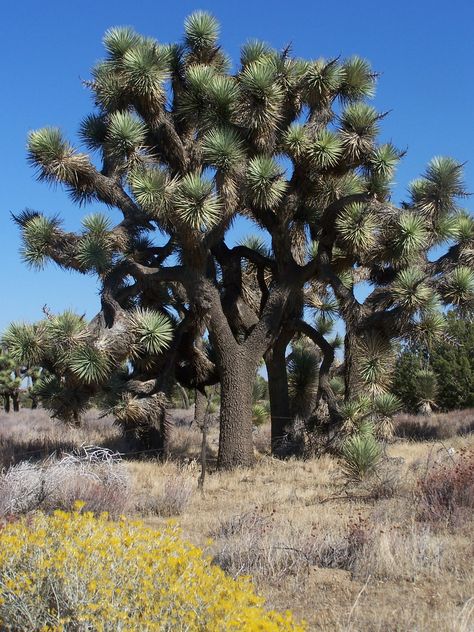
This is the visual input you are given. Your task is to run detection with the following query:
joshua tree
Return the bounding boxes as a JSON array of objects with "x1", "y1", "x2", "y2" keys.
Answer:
[
  {"x1": 9, "y1": 12, "x2": 474, "y2": 467},
  {"x1": 0, "y1": 353, "x2": 22, "y2": 413}
]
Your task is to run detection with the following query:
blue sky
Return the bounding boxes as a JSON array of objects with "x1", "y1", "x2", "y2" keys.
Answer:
[{"x1": 1, "y1": 0, "x2": 473, "y2": 332}]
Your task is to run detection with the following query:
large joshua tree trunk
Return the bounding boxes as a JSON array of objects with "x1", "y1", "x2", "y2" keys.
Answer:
[
  {"x1": 204, "y1": 279, "x2": 291, "y2": 469},
  {"x1": 12, "y1": 393, "x2": 20, "y2": 412},
  {"x1": 218, "y1": 350, "x2": 257, "y2": 469}
]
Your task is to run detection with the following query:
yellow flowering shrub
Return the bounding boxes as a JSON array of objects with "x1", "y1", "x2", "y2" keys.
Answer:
[{"x1": 0, "y1": 506, "x2": 305, "y2": 631}]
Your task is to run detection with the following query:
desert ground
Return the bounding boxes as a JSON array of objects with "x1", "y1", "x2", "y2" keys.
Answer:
[{"x1": 1, "y1": 407, "x2": 473, "y2": 632}]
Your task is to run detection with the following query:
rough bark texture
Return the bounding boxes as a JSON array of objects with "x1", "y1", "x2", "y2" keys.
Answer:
[
  {"x1": 265, "y1": 334, "x2": 291, "y2": 454},
  {"x1": 12, "y1": 394, "x2": 19, "y2": 412},
  {"x1": 344, "y1": 330, "x2": 357, "y2": 400},
  {"x1": 217, "y1": 353, "x2": 256, "y2": 469}
]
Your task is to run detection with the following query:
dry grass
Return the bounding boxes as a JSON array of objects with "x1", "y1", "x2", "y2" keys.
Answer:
[
  {"x1": 394, "y1": 408, "x2": 474, "y2": 441},
  {"x1": 0, "y1": 407, "x2": 473, "y2": 631}
]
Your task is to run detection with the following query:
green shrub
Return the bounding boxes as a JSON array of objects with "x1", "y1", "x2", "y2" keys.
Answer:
[{"x1": 340, "y1": 432, "x2": 382, "y2": 482}]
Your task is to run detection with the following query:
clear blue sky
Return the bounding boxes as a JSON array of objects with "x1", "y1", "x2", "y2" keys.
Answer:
[{"x1": 1, "y1": 0, "x2": 473, "y2": 331}]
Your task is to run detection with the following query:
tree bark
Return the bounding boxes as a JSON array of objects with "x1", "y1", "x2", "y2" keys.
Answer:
[
  {"x1": 265, "y1": 333, "x2": 292, "y2": 455},
  {"x1": 217, "y1": 352, "x2": 256, "y2": 469},
  {"x1": 3, "y1": 395, "x2": 10, "y2": 413},
  {"x1": 12, "y1": 393, "x2": 19, "y2": 412},
  {"x1": 344, "y1": 329, "x2": 358, "y2": 400}
]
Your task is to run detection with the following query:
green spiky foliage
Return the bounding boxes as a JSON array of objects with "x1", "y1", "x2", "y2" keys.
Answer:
[
  {"x1": 2, "y1": 307, "x2": 172, "y2": 426},
  {"x1": 413, "y1": 369, "x2": 438, "y2": 414},
  {"x1": 393, "y1": 312, "x2": 474, "y2": 413},
  {"x1": 340, "y1": 431, "x2": 382, "y2": 482},
  {"x1": 252, "y1": 402, "x2": 270, "y2": 427},
  {"x1": 356, "y1": 333, "x2": 395, "y2": 396},
  {"x1": 287, "y1": 338, "x2": 320, "y2": 419},
  {"x1": 12, "y1": 12, "x2": 474, "y2": 466},
  {"x1": 372, "y1": 392, "x2": 402, "y2": 439}
]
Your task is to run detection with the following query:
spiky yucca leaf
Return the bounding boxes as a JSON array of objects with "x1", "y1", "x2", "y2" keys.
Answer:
[
  {"x1": 202, "y1": 127, "x2": 244, "y2": 171},
  {"x1": 415, "y1": 369, "x2": 438, "y2": 408},
  {"x1": 103, "y1": 26, "x2": 141, "y2": 59},
  {"x1": 340, "y1": 396, "x2": 371, "y2": 434},
  {"x1": 303, "y1": 58, "x2": 344, "y2": 104},
  {"x1": 177, "y1": 64, "x2": 217, "y2": 122},
  {"x1": 28, "y1": 128, "x2": 91, "y2": 184},
  {"x1": 91, "y1": 62, "x2": 127, "y2": 112},
  {"x1": 246, "y1": 156, "x2": 287, "y2": 209},
  {"x1": 410, "y1": 157, "x2": 467, "y2": 217},
  {"x1": 128, "y1": 308, "x2": 173, "y2": 355},
  {"x1": 105, "y1": 111, "x2": 147, "y2": 158},
  {"x1": 329, "y1": 376, "x2": 345, "y2": 397},
  {"x1": 21, "y1": 215, "x2": 62, "y2": 269},
  {"x1": 76, "y1": 235, "x2": 113, "y2": 274},
  {"x1": 68, "y1": 346, "x2": 112, "y2": 384},
  {"x1": 239, "y1": 59, "x2": 280, "y2": 99},
  {"x1": 412, "y1": 310, "x2": 446, "y2": 349},
  {"x1": 79, "y1": 114, "x2": 108, "y2": 151},
  {"x1": 315, "y1": 315, "x2": 334, "y2": 336},
  {"x1": 81, "y1": 213, "x2": 111, "y2": 237},
  {"x1": 341, "y1": 432, "x2": 381, "y2": 481},
  {"x1": 2, "y1": 322, "x2": 46, "y2": 366},
  {"x1": 454, "y1": 214, "x2": 474, "y2": 243},
  {"x1": 239, "y1": 60, "x2": 284, "y2": 130},
  {"x1": 442, "y1": 266, "x2": 474, "y2": 308},
  {"x1": 373, "y1": 391, "x2": 401, "y2": 439},
  {"x1": 433, "y1": 214, "x2": 460, "y2": 243},
  {"x1": 339, "y1": 56, "x2": 375, "y2": 102},
  {"x1": 287, "y1": 340, "x2": 320, "y2": 417},
  {"x1": 206, "y1": 75, "x2": 240, "y2": 125},
  {"x1": 11, "y1": 209, "x2": 41, "y2": 228},
  {"x1": 373, "y1": 392, "x2": 401, "y2": 418},
  {"x1": 240, "y1": 40, "x2": 273, "y2": 67},
  {"x1": 45, "y1": 311, "x2": 89, "y2": 349},
  {"x1": 122, "y1": 41, "x2": 170, "y2": 101},
  {"x1": 129, "y1": 168, "x2": 176, "y2": 216},
  {"x1": 311, "y1": 295, "x2": 339, "y2": 319},
  {"x1": 391, "y1": 268, "x2": 433, "y2": 311},
  {"x1": 173, "y1": 173, "x2": 221, "y2": 229},
  {"x1": 238, "y1": 234, "x2": 271, "y2": 257},
  {"x1": 391, "y1": 212, "x2": 429, "y2": 262},
  {"x1": 282, "y1": 124, "x2": 309, "y2": 159},
  {"x1": 369, "y1": 143, "x2": 401, "y2": 177},
  {"x1": 331, "y1": 333, "x2": 344, "y2": 349},
  {"x1": 184, "y1": 11, "x2": 220, "y2": 51},
  {"x1": 336, "y1": 202, "x2": 377, "y2": 253},
  {"x1": 252, "y1": 403, "x2": 270, "y2": 427},
  {"x1": 340, "y1": 103, "x2": 379, "y2": 135},
  {"x1": 339, "y1": 103, "x2": 379, "y2": 160},
  {"x1": 309, "y1": 130, "x2": 343, "y2": 168},
  {"x1": 357, "y1": 334, "x2": 394, "y2": 395}
]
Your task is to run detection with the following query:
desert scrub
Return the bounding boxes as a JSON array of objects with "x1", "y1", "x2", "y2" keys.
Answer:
[{"x1": 0, "y1": 507, "x2": 305, "y2": 631}]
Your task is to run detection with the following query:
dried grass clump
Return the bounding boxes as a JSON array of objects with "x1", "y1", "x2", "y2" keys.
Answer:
[
  {"x1": 0, "y1": 408, "x2": 125, "y2": 468},
  {"x1": 416, "y1": 449, "x2": 474, "y2": 526},
  {"x1": 136, "y1": 472, "x2": 194, "y2": 517},
  {"x1": 0, "y1": 446, "x2": 132, "y2": 518},
  {"x1": 347, "y1": 518, "x2": 446, "y2": 581},
  {"x1": 211, "y1": 508, "x2": 352, "y2": 582}
]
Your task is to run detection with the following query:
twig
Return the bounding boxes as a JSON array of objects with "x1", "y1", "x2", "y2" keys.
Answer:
[{"x1": 345, "y1": 574, "x2": 371, "y2": 631}]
